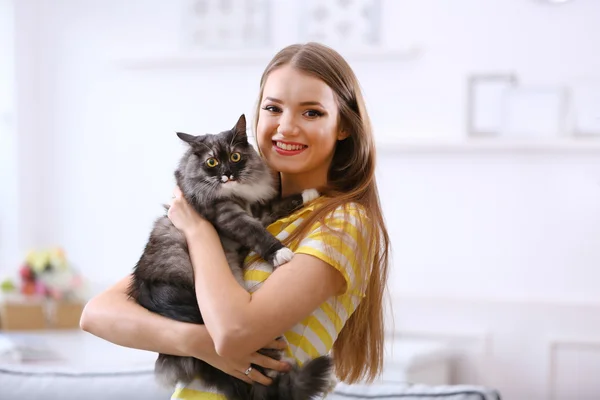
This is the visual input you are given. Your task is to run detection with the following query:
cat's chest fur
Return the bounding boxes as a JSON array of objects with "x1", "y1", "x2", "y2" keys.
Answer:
[
  {"x1": 199, "y1": 196, "x2": 257, "y2": 221},
  {"x1": 220, "y1": 178, "x2": 276, "y2": 205},
  {"x1": 195, "y1": 180, "x2": 276, "y2": 224}
]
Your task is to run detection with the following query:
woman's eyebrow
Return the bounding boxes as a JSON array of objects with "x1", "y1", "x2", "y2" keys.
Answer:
[
  {"x1": 264, "y1": 96, "x2": 324, "y2": 108},
  {"x1": 299, "y1": 100, "x2": 324, "y2": 107},
  {"x1": 264, "y1": 96, "x2": 283, "y2": 104}
]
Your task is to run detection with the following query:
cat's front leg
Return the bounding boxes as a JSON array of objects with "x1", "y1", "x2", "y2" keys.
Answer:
[
  {"x1": 271, "y1": 247, "x2": 294, "y2": 267},
  {"x1": 213, "y1": 201, "x2": 294, "y2": 267},
  {"x1": 261, "y1": 188, "x2": 320, "y2": 226}
]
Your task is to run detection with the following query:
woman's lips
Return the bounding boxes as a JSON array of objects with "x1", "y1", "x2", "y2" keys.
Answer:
[{"x1": 272, "y1": 140, "x2": 307, "y2": 156}]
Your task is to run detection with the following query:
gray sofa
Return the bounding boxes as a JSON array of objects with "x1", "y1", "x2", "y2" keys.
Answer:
[
  {"x1": 330, "y1": 382, "x2": 501, "y2": 400},
  {"x1": 0, "y1": 364, "x2": 501, "y2": 400}
]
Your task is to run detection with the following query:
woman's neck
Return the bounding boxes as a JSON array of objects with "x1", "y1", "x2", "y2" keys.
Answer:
[{"x1": 280, "y1": 170, "x2": 328, "y2": 198}]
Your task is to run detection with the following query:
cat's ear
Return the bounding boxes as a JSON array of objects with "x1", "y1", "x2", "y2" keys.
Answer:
[
  {"x1": 232, "y1": 114, "x2": 248, "y2": 143},
  {"x1": 176, "y1": 132, "x2": 199, "y2": 145}
]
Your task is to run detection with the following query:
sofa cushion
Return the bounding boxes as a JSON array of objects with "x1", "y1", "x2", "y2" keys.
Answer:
[
  {"x1": 0, "y1": 364, "x2": 173, "y2": 400},
  {"x1": 328, "y1": 382, "x2": 502, "y2": 400},
  {"x1": 0, "y1": 365, "x2": 501, "y2": 400}
]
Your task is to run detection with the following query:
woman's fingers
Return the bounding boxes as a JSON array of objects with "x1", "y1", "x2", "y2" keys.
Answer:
[
  {"x1": 264, "y1": 338, "x2": 287, "y2": 350},
  {"x1": 244, "y1": 367, "x2": 273, "y2": 386},
  {"x1": 251, "y1": 352, "x2": 290, "y2": 373},
  {"x1": 233, "y1": 370, "x2": 253, "y2": 385}
]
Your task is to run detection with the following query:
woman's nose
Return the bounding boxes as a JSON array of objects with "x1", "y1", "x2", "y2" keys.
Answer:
[{"x1": 277, "y1": 112, "x2": 299, "y2": 137}]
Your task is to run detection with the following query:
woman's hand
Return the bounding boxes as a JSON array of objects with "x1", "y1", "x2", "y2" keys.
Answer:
[
  {"x1": 167, "y1": 186, "x2": 208, "y2": 237},
  {"x1": 183, "y1": 324, "x2": 291, "y2": 385},
  {"x1": 208, "y1": 339, "x2": 292, "y2": 386}
]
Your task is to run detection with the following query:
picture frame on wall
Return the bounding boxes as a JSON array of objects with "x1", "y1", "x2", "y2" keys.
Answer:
[
  {"x1": 298, "y1": 0, "x2": 382, "y2": 50},
  {"x1": 569, "y1": 80, "x2": 600, "y2": 138},
  {"x1": 181, "y1": 0, "x2": 272, "y2": 50},
  {"x1": 466, "y1": 73, "x2": 519, "y2": 138},
  {"x1": 498, "y1": 86, "x2": 569, "y2": 139}
]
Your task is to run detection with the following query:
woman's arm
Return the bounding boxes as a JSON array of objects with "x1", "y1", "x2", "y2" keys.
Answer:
[
  {"x1": 79, "y1": 274, "x2": 209, "y2": 358},
  {"x1": 184, "y1": 222, "x2": 345, "y2": 358},
  {"x1": 166, "y1": 186, "x2": 347, "y2": 358},
  {"x1": 80, "y1": 274, "x2": 291, "y2": 385}
]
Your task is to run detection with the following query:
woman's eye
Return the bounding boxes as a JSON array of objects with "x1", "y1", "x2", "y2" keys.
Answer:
[
  {"x1": 262, "y1": 105, "x2": 281, "y2": 113},
  {"x1": 230, "y1": 152, "x2": 241, "y2": 162},
  {"x1": 206, "y1": 158, "x2": 219, "y2": 168},
  {"x1": 304, "y1": 110, "x2": 323, "y2": 118}
]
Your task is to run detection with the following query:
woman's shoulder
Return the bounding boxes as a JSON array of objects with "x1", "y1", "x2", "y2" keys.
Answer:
[
  {"x1": 296, "y1": 199, "x2": 373, "y2": 297},
  {"x1": 301, "y1": 199, "x2": 373, "y2": 243},
  {"x1": 319, "y1": 200, "x2": 371, "y2": 226},
  {"x1": 333, "y1": 201, "x2": 368, "y2": 215}
]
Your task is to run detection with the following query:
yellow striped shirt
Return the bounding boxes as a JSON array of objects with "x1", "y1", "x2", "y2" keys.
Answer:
[{"x1": 172, "y1": 200, "x2": 371, "y2": 399}]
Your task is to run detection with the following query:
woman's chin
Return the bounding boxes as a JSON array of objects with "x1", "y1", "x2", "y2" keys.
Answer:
[{"x1": 265, "y1": 158, "x2": 303, "y2": 174}]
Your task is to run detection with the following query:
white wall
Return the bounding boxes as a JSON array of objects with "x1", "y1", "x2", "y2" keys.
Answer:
[
  {"x1": 380, "y1": 150, "x2": 600, "y2": 304},
  {"x1": 0, "y1": 0, "x2": 19, "y2": 273},
  {"x1": 379, "y1": 0, "x2": 600, "y2": 138},
  {"x1": 3, "y1": 0, "x2": 600, "y2": 399},
  {"x1": 379, "y1": 149, "x2": 600, "y2": 400}
]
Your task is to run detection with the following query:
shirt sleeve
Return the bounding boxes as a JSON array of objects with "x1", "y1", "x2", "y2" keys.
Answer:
[{"x1": 295, "y1": 203, "x2": 372, "y2": 297}]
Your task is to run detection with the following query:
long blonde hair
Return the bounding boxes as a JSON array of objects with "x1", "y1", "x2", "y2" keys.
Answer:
[{"x1": 253, "y1": 42, "x2": 391, "y2": 384}]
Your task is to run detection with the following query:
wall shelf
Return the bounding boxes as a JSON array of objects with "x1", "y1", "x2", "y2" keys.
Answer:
[
  {"x1": 114, "y1": 46, "x2": 422, "y2": 70},
  {"x1": 375, "y1": 137, "x2": 600, "y2": 154}
]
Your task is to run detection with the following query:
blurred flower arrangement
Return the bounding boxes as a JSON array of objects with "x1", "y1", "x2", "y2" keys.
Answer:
[{"x1": 0, "y1": 247, "x2": 86, "y2": 301}]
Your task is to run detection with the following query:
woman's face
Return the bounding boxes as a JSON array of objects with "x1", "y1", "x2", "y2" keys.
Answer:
[{"x1": 256, "y1": 65, "x2": 345, "y2": 184}]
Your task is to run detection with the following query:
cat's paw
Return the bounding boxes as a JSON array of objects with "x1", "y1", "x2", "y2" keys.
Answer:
[
  {"x1": 265, "y1": 369, "x2": 279, "y2": 378},
  {"x1": 272, "y1": 247, "x2": 294, "y2": 267},
  {"x1": 302, "y1": 189, "x2": 320, "y2": 204},
  {"x1": 281, "y1": 355, "x2": 297, "y2": 371}
]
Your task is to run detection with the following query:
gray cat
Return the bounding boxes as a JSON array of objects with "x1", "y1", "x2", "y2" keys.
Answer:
[{"x1": 127, "y1": 115, "x2": 333, "y2": 400}]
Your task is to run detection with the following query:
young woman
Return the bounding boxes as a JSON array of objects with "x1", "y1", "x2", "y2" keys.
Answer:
[{"x1": 80, "y1": 42, "x2": 391, "y2": 399}]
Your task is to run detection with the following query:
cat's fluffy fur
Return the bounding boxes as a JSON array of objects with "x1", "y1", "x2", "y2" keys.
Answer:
[{"x1": 127, "y1": 115, "x2": 333, "y2": 400}]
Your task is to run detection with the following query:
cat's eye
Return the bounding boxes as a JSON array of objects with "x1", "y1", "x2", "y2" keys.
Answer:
[
  {"x1": 230, "y1": 152, "x2": 241, "y2": 163},
  {"x1": 206, "y1": 158, "x2": 219, "y2": 168}
]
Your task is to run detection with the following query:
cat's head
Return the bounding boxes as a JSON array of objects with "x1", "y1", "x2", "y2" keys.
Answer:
[{"x1": 175, "y1": 114, "x2": 276, "y2": 203}]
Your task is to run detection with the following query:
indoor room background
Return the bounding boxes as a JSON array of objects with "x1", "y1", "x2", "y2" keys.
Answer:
[{"x1": 1, "y1": 1, "x2": 599, "y2": 399}]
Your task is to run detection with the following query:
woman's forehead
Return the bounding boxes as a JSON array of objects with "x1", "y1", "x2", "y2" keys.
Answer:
[{"x1": 262, "y1": 66, "x2": 336, "y2": 106}]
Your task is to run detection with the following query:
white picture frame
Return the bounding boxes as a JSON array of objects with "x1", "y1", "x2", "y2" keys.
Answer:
[
  {"x1": 181, "y1": 0, "x2": 272, "y2": 50},
  {"x1": 466, "y1": 74, "x2": 519, "y2": 138},
  {"x1": 570, "y1": 80, "x2": 600, "y2": 137},
  {"x1": 499, "y1": 86, "x2": 569, "y2": 139},
  {"x1": 298, "y1": 0, "x2": 382, "y2": 50}
]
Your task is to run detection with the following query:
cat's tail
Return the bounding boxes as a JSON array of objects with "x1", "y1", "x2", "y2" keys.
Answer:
[
  {"x1": 288, "y1": 356, "x2": 335, "y2": 400},
  {"x1": 255, "y1": 355, "x2": 335, "y2": 400}
]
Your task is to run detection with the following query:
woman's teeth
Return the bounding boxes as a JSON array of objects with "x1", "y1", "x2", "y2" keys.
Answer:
[{"x1": 276, "y1": 142, "x2": 305, "y2": 151}]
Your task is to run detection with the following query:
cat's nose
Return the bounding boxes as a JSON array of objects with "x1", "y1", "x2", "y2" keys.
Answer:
[{"x1": 221, "y1": 175, "x2": 236, "y2": 183}]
